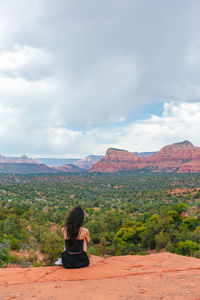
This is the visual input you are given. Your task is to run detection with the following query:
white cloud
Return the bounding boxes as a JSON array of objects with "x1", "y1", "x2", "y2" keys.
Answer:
[
  {"x1": 0, "y1": 100, "x2": 199, "y2": 157},
  {"x1": 105, "y1": 101, "x2": 200, "y2": 152},
  {"x1": 0, "y1": 45, "x2": 52, "y2": 79},
  {"x1": 0, "y1": 1, "x2": 200, "y2": 156}
]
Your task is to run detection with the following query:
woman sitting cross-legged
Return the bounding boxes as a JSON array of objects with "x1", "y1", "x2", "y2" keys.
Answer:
[{"x1": 61, "y1": 206, "x2": 90, "y2": 268}]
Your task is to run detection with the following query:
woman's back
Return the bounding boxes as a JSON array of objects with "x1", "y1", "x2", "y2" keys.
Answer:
[
  {"x1": 65, "y1": 239, "x2": 84, "y2": 253},
  {"x1": 62, "y1": 226, "x2": 90, "y2": 252}
]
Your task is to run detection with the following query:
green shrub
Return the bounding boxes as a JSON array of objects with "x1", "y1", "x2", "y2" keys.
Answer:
[
  {"x1": 40, "y1": 230, "x2": 63, "y2": 265},
  {"x1": 176, "y1": 240, "x2": 199, "y2": 256},
  {"x1": 0, "y1": 239, "x2": 11, "y2": 267},
  {"x1": 27, "y1": 250, "x2": 38, "y2": 264},
  {"x1": 33, "y1": 261, "x2": 42, "y2": 267},
  {"x1": 155, "y1": 231, "x2": 170, "y2": 250},
  {"x1": 10, "y1": 238, "x2": 20, "y2": 250},
  {"x1": 0, "y1": 248, "x2": 11, "y2": 267},
  {"x1": 10, "y1": 254, "x2": 29, "y2": 267}
]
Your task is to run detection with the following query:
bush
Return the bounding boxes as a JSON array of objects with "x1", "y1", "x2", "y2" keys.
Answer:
[
  {"x1": 176, "y1": 240, "x2": 199, "y2": 256},
  {"x1": 174, "y1": 202, "x2": 188, "y2": 214},
  {"x1": 166, "y1": 241, "x2": 177, "y2": 253},
  {"x1": 10, "y1": 254, "x2": 27, "y2": 267},
  {"x1": 27, "y1": 250, "x2": 38, "y2": 264},
  {"x1": 33, "y1": 261, "x2": 42, "y2": 267},
  {"x1": 115, "y1": 227, "x2": 137, "y2": 242},
  {"x1": 140, "y1": 228, "x2": 155, "y2": 249},
  {"x1": 0, "y1": 239, "x2": 11, "y2": 267},
  {"x1": 181, "y1": 217, "x2": 198, "y2": 231},
  {"x1": 115, "y1": 241, "x2": 139, "y2": 255},
  {"x1": 102, "y1": 210, "x2": 122, "y2": 233},
  {"x1": 10, "y1": 238, "x2": 20, "y2": 250},
  {"x1": 0, "y1": 248, "x2": 11, "y2": 267},
  {"x1": 40, "y1": 230, "x2": 63, "y2": 265},
  {"x1": 87, "y1": 245, "x2": 102, "y2": 256},
  {"x1": 155, "y1": 231, "x2": 170, "y2": 250}
]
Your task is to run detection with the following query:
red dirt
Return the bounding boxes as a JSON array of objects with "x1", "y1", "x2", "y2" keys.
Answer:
[{"x1": 1, "y1": 252, "x2": 200, "y2": 299}]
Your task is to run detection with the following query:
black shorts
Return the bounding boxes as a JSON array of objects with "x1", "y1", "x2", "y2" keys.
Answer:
[{"x1": 61, "y1": 251, "x2": 90, "y2": 269}]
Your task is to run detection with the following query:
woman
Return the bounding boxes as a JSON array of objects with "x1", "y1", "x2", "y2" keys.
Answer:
[{"x1": 61, "y1": 206, "x2": 90, "y2": 268}]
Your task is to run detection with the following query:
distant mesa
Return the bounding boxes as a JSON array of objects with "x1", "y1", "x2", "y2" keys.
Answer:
[
  {"x1": 0, "y1": 154, "x2": 60, "y2": 174},
  {"x1": 91, "y1": 140, "x2": 200, "y2": 173},
  {"x1": 0, "y1": 163, "x2": 60, "y2": 174},
  {"x1": 0, "y1": 153, "x2": 102, "y2": 174},
  {"x1": 0, "y1": 154, "x2": 39, "y2": 164}
]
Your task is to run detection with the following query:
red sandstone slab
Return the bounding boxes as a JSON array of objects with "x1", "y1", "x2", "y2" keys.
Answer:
[{"x1": 0, "y1": 252, "x2": 200, "y2": 299}]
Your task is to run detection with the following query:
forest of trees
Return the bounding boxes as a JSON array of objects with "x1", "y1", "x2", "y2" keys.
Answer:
[{"x1": 1, "y1": 172, "x2": 200, "y2": 267}]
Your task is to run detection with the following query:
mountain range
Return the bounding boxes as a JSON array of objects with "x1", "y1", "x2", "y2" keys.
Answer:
[
  {"x1": 91, "y1": 140, "x2": 200, "y2": 173},
  {"x1": 0, "y1": 154, "x2": 103, "y2": 174},
  {"x1": 1, "y1": 140, "x2": 200, "y2": 174}
]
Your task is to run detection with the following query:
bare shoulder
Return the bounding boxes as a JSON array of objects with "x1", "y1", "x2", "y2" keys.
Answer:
[
  {"x1": 81, "y1": 227, "x2": 90, "y2": 243},
  {"x1": 81, "y1": 227, "x2": 89, "y2": 233},
  {"x1": 79, "y1": 227, "x2": 89, "y2": 238},
  {"x1": 82, "y1": 227, "x2": 89, "y2": 232}
]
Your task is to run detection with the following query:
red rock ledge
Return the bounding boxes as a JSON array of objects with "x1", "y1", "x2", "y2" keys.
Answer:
[{"x1": 1, "y1": 252, "x2": 200, "y2": 300}]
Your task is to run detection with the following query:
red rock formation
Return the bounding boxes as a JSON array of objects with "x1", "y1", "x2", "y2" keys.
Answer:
[
  {"x1": 148, "y1": 140, "x2": 200, "y2": 162},
  {"x1": 147, "y1": 141, "x2": 200, "y2": 172},
  {"x1": 1, "y1": 252, "x2": 200, "y2": 299},
  {"x1": 91, "y1": 141, "x2": 200, "y2": 173},
  {"x1": 179, "y1": 161, "x2": 200, "y2": 173},
  {"x1": 91, "y1": 148, "x2": 145, "y2": 172}
]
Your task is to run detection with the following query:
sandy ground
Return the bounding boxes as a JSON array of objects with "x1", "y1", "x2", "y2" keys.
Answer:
[{"x1": 0, "y1": 252, "x2": 200, "y2": 300}]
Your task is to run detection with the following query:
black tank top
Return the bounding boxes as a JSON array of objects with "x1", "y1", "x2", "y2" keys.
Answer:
[{"x1": 65, "y1": 239, "x2": 84, "y2": 253}]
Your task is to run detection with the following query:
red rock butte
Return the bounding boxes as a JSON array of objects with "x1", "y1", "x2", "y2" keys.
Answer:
[
  {"x1": 1, "y1": 252, "x2": 200, "y2": 299},
  {"x1": 91, "y1": 140, "x2": 200, "y2": 173}
]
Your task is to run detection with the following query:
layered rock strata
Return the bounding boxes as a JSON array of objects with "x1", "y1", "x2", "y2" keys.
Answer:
[{"x1": 91, "y1": 141, "x2": 200, "y2": 173}]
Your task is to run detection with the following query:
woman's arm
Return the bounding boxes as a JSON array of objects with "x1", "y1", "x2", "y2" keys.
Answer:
[
  {"x1": 62, "y1": 227, "x2": 66, "y2": 251},
  {"x1": 84, "y1": 228, "x2": 90, "y2": 243},
  {"x1": 62, "y1": 227, "x2": 67, "y2": 239}
]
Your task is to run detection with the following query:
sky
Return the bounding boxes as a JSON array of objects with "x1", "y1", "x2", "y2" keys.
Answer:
[{"x1": 0, "y1": 0, "x2": 200, "y2": 158}]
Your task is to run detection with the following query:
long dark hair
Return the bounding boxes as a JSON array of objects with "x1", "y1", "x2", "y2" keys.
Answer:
[{"x1": 66, "y1": 206, "x2": 84, "y2": 247}]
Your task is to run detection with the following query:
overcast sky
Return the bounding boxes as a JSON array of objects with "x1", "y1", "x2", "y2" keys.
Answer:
[{"x1": 0, "y1": 0, "x2": 200, "y2": 158}]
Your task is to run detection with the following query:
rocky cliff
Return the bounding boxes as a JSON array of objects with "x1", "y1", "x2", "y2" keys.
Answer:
[
  {"x1": 1, "y1": 252, "x2": 200, "y2": 299},
  {"x1": 91, "y1": 141, "x2": 200, "y2": 173},
  {"x1": 91, "y1": 148, "x2": 144, "y2": 172}
]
